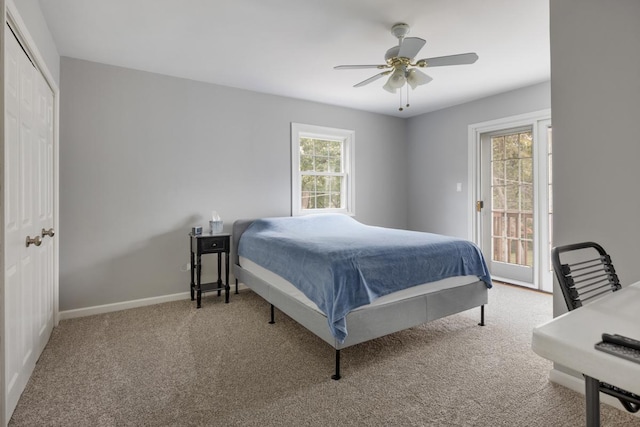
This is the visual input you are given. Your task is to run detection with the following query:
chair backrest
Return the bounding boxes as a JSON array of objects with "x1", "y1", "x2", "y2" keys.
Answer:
[{"x1": 551, "y1": 242, "x2": 622, "y2": 311}]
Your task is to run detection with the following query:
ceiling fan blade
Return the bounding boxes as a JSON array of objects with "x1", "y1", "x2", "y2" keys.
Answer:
[
  {"x1": 397, "y1": 37, "x2": 426, "y2": 59},
  {"x1": 334, "y1": 64, "x2": 387, "y2": 70},
  {"x1": 354, "y1": 70, "x2": 392, "y2": 88},
  {"x1": 407, "y1": 69, "x2": 433, "y2": 89},
  {"x1": 416, "y1": 52, "x2": 479, "y2": 68}
]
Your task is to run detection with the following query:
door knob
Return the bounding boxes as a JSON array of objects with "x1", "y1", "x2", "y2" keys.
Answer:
[
  {"x1": 41, "y1": 228, "x2": 55, "y2": 238},
  {"x1": 26, "y1": 235, "x2": 42, "y2": 247}
]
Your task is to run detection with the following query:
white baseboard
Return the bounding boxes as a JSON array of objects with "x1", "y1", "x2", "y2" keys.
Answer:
[
  {"x1": 549, "y1": 368, "x2": 587, "y2": 393},
  {"x1": 58, "y1": 292, "x2": 192, "y2": 320},
  {"x1": 549, "y1": 368, "x2": 640, "y2": 416},
  {"x1": 58, "y1": 282, "x2": 250, "y2": 321}
]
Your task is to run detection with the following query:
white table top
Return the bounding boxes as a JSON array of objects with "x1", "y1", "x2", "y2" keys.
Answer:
[{"x1": 532, "y1": 282, "x2": 640, "y2": 395}]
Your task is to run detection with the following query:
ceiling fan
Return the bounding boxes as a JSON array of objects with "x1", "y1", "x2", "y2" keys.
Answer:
[{"x1": 334, "y1": 23, "x2": 478, "y2": 110}]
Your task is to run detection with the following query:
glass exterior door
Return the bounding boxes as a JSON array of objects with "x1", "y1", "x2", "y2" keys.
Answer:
[
  {"x1": 474, "y1": 113, "x2": 552, "y2": 291},
  {"x1": 482, "y1": 128, "x2": 535, "y2": 285}
]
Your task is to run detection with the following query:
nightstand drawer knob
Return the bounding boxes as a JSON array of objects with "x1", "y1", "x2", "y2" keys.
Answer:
[{"x1": 212, "y1": 243, "x2": 217, "y2": 247}]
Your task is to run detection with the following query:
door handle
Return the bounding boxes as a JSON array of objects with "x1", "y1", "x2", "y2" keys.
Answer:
[
  {"x1": 41, "y1": 228, "x2": 55, "y2": 238},
  {"x1": 26, "y1": 235, "x2": 42, "y2": 247}
]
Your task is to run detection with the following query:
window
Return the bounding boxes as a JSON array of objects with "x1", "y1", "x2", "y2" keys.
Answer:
[{"x1": 291, "y1": 123, "x2": 355, "y2": 216}]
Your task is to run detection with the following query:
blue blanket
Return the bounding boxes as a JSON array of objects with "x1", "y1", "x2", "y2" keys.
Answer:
[{"x1": 238, "y1": 214, "x2": 492, "y2": 342}]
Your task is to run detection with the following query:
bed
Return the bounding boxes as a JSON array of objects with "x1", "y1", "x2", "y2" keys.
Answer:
[{"x1": 232, "y1": 214, "x2": 491, "y2": 380}]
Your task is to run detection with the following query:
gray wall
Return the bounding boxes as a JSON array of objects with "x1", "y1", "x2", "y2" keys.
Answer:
[
  {"x1": 59, "y1": 57, "x2": 407, "y2": 311},
  {"x1": 405, "y1": 81, "x2": 551, "y2": 238},
  {"x1": 550, "y1": 0, "x2": 640, "y2": 315},
  {"x1": 9, "y1": 0, "x2": 59, "y2": 85}
]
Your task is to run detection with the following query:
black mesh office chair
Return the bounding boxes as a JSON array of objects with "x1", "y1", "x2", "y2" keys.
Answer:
[{"x1": 552, "y1": 242, "x2": 639, "y2": 413}]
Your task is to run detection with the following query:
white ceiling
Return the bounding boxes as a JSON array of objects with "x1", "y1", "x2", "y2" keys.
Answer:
[{"x1": 38, "y1": 0, "x2": 550, "y2": 118}]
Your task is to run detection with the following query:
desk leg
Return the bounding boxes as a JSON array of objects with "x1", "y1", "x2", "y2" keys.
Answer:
[
  {"x1": 190, "y1": 249, "x2": 195, "y2": 301},
  {"x1": 225, "y1": 252, "x2": 230, "y2": 303},
  {"x1": 196, "y1": 254, "x2": 202, "y2": 309},
  {"x1": 585, "y1": 376, "x2": 601, "y2": 427}
]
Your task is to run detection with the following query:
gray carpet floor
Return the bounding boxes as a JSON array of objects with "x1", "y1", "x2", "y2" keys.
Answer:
[{"x1": 9, "y1": 283, "x2": 640, "y2": 426}]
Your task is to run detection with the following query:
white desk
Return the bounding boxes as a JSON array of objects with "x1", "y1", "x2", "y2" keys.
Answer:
[{"x1": 532, "y1": 282, "x2": 640, "y2": 426}]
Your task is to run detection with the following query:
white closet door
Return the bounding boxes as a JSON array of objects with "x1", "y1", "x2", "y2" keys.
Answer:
[
  {"x1": 33, "y1": 62, "x2": 54, "y2": 357},
  {"x1": 4, "y1": 23, "x2": 54, "y2": 421}
]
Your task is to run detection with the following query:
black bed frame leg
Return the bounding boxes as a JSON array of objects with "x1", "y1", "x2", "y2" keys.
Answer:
[
  {"x1": 478, "y1": 305, "x2": 485, "y2": 326},
  {"x1": 331, "y1": 349, "x2": 341, "y2": 380},
  {"x1": 269, "y1": 304, "x2": 275, "y2": 324}
]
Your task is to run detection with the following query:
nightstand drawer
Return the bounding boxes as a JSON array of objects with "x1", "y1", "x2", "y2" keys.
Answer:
[{"x1": 198, "y1": 236, "x2": 228, "y2": 253}]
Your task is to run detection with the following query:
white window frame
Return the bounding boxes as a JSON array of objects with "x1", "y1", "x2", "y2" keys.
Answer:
[{"x1": 291, "y1": 123, "x2": 355, "y2": 216}]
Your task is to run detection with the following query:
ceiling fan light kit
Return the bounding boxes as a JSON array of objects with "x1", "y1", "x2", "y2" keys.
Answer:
[
  {"x1": 335, "y1": 23, "x2": 479, "y2": 111},
  {"x1": 383, "y1": 67, "x2": 407, "y2": 93}
]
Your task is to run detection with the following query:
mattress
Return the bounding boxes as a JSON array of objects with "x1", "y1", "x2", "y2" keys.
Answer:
[{"x1": 240, "y1": 256, "x2": 479, "y2": 316}]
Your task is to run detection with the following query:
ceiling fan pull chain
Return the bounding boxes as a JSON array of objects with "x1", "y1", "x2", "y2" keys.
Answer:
[{"x1": 406, "y1": 84, "x2": 410, "y2": 108}]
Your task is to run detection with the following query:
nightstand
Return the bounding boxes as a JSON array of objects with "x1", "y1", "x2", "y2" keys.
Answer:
[{"x1": 189, "y1": 232, "x2": 231, "y2": 308}]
